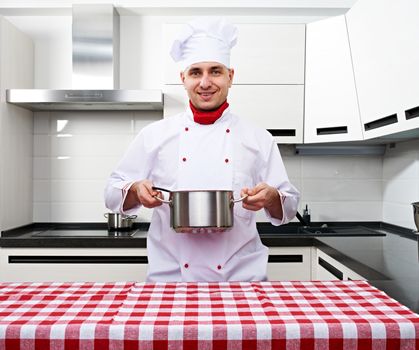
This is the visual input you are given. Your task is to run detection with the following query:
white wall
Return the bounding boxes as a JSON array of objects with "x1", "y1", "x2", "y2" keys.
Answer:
[
  {"x1": 33, "y1": 110, "x2": 161, "y2": 222},
  {"x1": 33, "y1": 112, "x2": 384, "y2": 223},
  {"x1": 382, "y1": 139, "x2": 419, "y2": 230},
  {"x1": 284, "y1": 152, "x2": 383, "y2": 223}
]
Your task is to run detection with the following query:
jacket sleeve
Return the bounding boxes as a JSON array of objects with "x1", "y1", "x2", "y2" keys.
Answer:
[
  {"x1": 104, "y1": 129, "x2": 154, "y2": 215},
  {"x1": 260, "y1": 139, "x2": 300, "y2": 226}
]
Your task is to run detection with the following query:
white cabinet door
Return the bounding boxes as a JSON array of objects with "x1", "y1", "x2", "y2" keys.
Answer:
[
  {"x1": 0, "y1": 248, "x2": 148, "y2": 282},
  {"x1": 163, "y1": 23, "x2": 305, "y2": 85},
  {"x1": 313, "y1": 248, "x2": 365, "y2": 281},
  {"x1": 163, "y1": 84, "x2": 304, "y2": 144},
  {"x1": 346, "y1": 0, "x2": 419, "y2": 139},
  {"x1": 229, "y1": 85, "x2": 304, "y2": 144},
  {"x1": 305, "y1": 15, "x2": 363, "y2": 143},
  {"x1": 267, "y1": 247, "x2": 312, "y2": 281},
  {"x1": 230, "y1": 24, "x2": 305, "y2": 84}
]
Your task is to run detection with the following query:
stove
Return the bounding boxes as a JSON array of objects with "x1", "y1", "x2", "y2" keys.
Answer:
[{"x1": 32, "y1": 229, "x2": 140, "y2": 237}]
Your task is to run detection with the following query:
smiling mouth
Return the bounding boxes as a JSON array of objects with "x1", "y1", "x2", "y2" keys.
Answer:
[{"x1": 198, "y1": 91, "x2": 216, "y2": 101}]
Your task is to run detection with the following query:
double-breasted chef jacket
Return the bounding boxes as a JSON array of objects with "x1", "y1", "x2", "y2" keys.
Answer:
[{"x1": 105, "y1": 107, "x2": 300, "y2": 282}]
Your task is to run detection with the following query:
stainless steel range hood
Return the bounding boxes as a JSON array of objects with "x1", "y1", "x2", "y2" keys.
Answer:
[
  {"x1": 6, "y1": 89, "x2": 163, "y2": 111},
  {"x1": 6, "y1": 4, "x2": 163, "y2": 111}
]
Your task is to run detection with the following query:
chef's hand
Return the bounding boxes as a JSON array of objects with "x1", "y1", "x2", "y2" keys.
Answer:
[
  {"x1": 123, "y1": 180, "x2": 163, "y2": 210},
  {"x1": 240, "y1": 183, "x2": 283, "y2": 220}
]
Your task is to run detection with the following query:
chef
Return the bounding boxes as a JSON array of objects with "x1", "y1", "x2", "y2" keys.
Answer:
[{"x1": 105, "y1": 17, "x2": 300, "y2": 282}]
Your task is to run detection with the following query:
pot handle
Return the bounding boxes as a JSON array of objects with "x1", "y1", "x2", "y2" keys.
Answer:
[
  {"x1": 125, "y1": 215, "x2": 138, "y2": 220},
  {"x1": 153, "y1": 196, "x2": 172, "y2": 204},
  {"x1": 104, "y1": 213, "x2": 137, "y2": 219},
  {"x1": 152, "y1": 186, "x2": 171, "y2": 193},
  {"x1": 231, "y1": 194, "x2": 248, "y2": 203},
  {"x1": 151, "y1": 186, "x2": 172, "y2": 204}
]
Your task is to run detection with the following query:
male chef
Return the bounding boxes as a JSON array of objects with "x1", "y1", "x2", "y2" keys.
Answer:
[{"x1": 105, "y1": 17, "x2": 300, "y2": 282}]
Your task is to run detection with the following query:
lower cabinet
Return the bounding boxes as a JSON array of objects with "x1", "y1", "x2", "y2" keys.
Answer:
[
  {"x1": 0, "y1": 246, "x2": 365, "y2": 283},
  {"x1": 267, "y1": 247, "x2": 313, "y2": 281},
  {"x1": 267, "y1": 247, "x2": 366, "y2": 282},
  {"x1": 313, "y1": 249, "x2": 365, "y2": 281},
  {"x1": 0, "y1": 248, "x2": 148, "y2": 282}
]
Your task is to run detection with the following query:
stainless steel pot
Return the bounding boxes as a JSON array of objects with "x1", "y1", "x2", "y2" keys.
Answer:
[
  {"x1": 412, "y1": 202, "x2": 419, "y2": 232},
  {"x1": 152, "y1": 187, "x2": 247, "y2": 233},
  {"x1": 104, "y1": 213, "x2": 137, "y2": 231}
]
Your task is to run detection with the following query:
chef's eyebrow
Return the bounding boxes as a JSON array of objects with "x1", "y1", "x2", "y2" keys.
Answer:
[
  {"x1": 187, "y1": 67, "x2": 202, "y2": 74},
  {"x1": 186, "y1": 65, "x2": 227, "y2": 74}
]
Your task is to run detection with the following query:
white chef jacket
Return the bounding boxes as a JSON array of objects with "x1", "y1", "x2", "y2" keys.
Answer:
[{"x1": 105, "y1": 107, "x2": 299, "y2": 282}]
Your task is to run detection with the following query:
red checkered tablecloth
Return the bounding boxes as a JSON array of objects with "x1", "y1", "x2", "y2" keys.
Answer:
[{"x1": 0, "y1": 280, "x2": 418, "y2": 350}]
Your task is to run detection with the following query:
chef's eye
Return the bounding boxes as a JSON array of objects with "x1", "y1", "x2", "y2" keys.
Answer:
[
  {"x1": 188, "y1": 70, "x2": 201, "y2": 77},
  {"x1": 211, "y1": 70, "x2": 222, "y2": 75}
]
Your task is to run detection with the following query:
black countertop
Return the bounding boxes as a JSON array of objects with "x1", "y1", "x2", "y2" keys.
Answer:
[{"x1": 1, "y1": 222, "x2": 418, "y2": 312}]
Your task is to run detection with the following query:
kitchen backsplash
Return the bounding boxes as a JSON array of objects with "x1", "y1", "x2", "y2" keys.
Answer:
[
  {"x1": 382, "y1": 139, "x2": 419, "y2": 229},
  {"x1": 33, "y1": 111, "x2": 398, "y2": 226}
]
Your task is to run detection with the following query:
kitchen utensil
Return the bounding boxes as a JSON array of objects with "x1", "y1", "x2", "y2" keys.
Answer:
[
  {"x1": 412, "y1": 202, "x2": 419, "y2": 232},
  {"x1": 104, "y1": 213, "x2": 137, "y2": 231},
  {"x1": 152, "y1": 187, "x2": 247, "y2": 233}
]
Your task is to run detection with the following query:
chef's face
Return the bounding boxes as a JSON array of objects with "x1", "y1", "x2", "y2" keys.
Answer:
[{"x1": 181, "y1": 62, "x2": 234, "y2": 110}]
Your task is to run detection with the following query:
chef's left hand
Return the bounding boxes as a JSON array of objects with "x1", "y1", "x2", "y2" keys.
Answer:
[{"x1": 240, "y1": 183, "x2": 283, "y2": 219}]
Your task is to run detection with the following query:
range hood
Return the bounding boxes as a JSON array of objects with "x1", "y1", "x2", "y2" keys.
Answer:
[{"x1": 6, "y1": 4, "x2": 163, "y2": 111}]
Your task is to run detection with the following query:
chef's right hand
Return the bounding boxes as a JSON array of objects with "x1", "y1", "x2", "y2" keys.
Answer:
[{"x1": 124, "y1": 180, "x2": 163, "y2": 210}]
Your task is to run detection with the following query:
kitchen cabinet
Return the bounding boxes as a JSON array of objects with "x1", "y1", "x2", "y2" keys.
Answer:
[
  {"x1": 0, "y1": 17, "x2": 33, "y2": 232},
  {"x1": 267, "y1": 247, "x2": 312, "y2": 280},
  {"x1": 163, "y1": 23, "x2": 305, "y2": 85},
  {"x1": 163, "y1": 84, "x2": 304, "y2": 143},
  {"x1": 162, "y1": 22, "x2": 304, "y2": 141},
  {"x1": 345, "y1": 0, "x2": 419, "y2": 139},
  {"x1": 0, "y1": 247, "x2": 148, "y2": 282},
  {"x1": 305, "y1": 15, "x2": 363, "y2": 143},
  {"x1": 313, "y1": 248, "x2": 365, "y2": 281}
]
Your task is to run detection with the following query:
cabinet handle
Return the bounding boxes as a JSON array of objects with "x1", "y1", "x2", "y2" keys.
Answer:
[
  {"x1": 267, "y1": 129, "x2": 296, "y2": 137},
  {"x1": 405, "y1": 105, "x2": 419, "y2": 120},
  {"x1": 268, "y1": 254, "x2": 303, "y2": 263},
  {"x1": 364, "y1": 114, "x2": 398, "y2": 131},
  {"x1": 316, "y1": 126, "x2": 348, "y2": 135},
  {"x1": 318, "y1": 257, "x2": 343, "y2": 280},
  {"x1": 8, "y1": 255, "x2": 148, "y2": 264}
]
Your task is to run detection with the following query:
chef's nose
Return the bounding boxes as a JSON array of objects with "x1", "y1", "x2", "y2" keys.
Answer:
[{"x1": 199, "y1": 72, "x2": 212, "y2": 88}]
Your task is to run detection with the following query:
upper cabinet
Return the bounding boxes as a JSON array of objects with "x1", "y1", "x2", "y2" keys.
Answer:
[
  {"x1": 164, "y1": 23, "x2": 305, "y2": 85},
  {"x1": 346, "y1": 0, "x2": 419, "y2": 139},
  {"x1": 163, "y1": 23, "x2": 305, "y2": 143},
  {"x1": 164, "y1": 84, "x2": 304, "y2": 144},
  {"x1": 305, "y1": 15, "x2": 363, "y2": 143},
  {"x1": 228, "y1": 85, "x2": 304, "y2": 143}
]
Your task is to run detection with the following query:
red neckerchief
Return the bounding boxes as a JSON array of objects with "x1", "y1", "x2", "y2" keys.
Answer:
[{"x1": 189, "y1": 100, "x2": 229, "y2": 125}]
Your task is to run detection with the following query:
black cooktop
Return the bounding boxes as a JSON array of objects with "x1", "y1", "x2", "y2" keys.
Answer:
[{"x1": 32, "y1": 229, "x2": 139, "y2": 237}]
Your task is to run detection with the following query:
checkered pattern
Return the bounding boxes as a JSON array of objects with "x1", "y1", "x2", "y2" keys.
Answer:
[{"x1": 0, "y1": 281, "x2": 418, "y2": 349}]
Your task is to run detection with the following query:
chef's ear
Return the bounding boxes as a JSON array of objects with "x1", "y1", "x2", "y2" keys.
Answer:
[
  {"x1": 228, "y1": 68, "x2": 235, "y2": 87},
  {"x1": 180, "y1": 71, "x2": 184, "y2": 83}
]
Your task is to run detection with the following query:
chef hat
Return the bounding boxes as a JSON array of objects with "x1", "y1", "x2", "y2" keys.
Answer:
[{"x1": 170, "y1": 17, "x2": 238, "y2": 70}]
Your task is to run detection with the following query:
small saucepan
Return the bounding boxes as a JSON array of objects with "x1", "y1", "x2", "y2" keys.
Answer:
[
  {"x1": 152, "y1": 187, "x2": 247, "y2": 233},
  {"x1": 104, "y1": 213, "x2": 137, "y2": 231}
]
